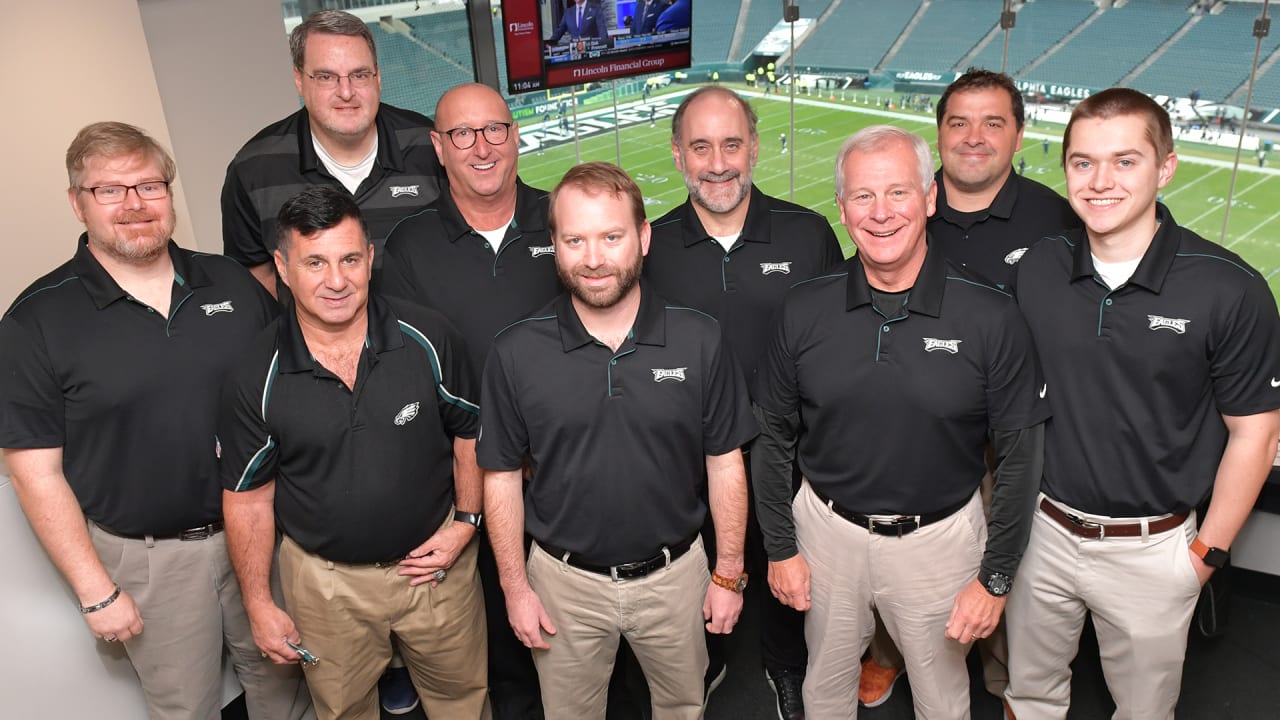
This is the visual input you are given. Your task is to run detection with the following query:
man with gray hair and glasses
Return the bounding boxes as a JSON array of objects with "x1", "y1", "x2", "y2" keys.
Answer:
[
  {"x1": 0, "y1": 121, "x2": 310, "y2": 719},
  {"x1": 752, "y1": 125, "x2": 1047, "y2": 718},
  {"x1": 222, "y1": 8, "x2": 443, "y2": 299}
]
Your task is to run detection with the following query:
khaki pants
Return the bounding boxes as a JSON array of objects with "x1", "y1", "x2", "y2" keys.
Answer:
[
  {"x1": 797, "y1": 482, "x2": 984, "y2": 720},
  {"x1": 89, "y1": 523, "x2": 311, "y2": 720},
  {"x1": 1004, "y1": 498, "x2": 1201, "y2": 720},
  {"x1": 528, "y1": 537, "x2": 710, "y2": 720},
  {"x1": 869, "y1": 469, "x2": 1010, "y2": 697},
  {"x1": 279, "y1": 533, "x2": 487, "y2": 720}
]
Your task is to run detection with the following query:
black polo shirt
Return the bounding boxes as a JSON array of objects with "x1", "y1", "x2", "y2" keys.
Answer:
[
  {"x1": 221, "y1": 103, "x2": 443, "y2": 269},
  {"x1": 0, "y1": 238, "x2": 276, "y2": 536},
  {"x1": 378, "y1": 178, "x2": 562, "y2": 379},
  {"x1": 754, "y1": 243, "x2": 1049, "y2": 514},
  {"x1": 645, "y1": 185, "x2": 846, "y2": 378},
  {"x1": 1014, "y1": 204, "x2": 1280, "y2": 516},
  {"x1": 219, "y1": 295, "x2": 478, "y2": 564},
  {"x1": 929, "y1": 168, "x2": 1079, "y2": 289},
  {"x1": 477, "y1": 285, "x2": 757, "y2": 566}
]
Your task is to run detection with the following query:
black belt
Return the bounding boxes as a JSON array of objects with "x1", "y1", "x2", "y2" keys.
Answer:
[
  {"x1": 538, "y1": 534, "x2": 698, "y2": 582},
  {"x1": 96, "y1": 521, "x2": 224, "y2": 542},
  {"x1": 810, "y1": 486, "x2": 969, "y2": 537}
]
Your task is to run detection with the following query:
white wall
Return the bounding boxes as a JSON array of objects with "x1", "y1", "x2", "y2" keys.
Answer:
[{"x1": 1, "y1": 1, "x2": 298, "y2": 713}]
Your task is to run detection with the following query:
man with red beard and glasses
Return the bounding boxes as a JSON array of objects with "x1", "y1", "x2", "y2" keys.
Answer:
[
  {"x1": 645, "y1": 85, "x2": 843, "y2": 720},
  {"x1": 0, "y1": 122, "x2": 309, "y2": 720},
  {"x1": 479, "y1": 162, "x2": 756, "y2": 719}
]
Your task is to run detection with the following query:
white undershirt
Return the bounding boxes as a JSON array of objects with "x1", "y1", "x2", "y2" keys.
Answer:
[
  {"x1": 313, "y1": 137, "x2": 378, "y2": 194},
  {"x1": 1091, "y1": 253, "x2": 1141, "y2": 290},
  {"x1": 476, "y1": 214, "x2": 515, "y2": 254},
  {"x1": 711, "y1": 232, "x2": 740, "y2": 253}
]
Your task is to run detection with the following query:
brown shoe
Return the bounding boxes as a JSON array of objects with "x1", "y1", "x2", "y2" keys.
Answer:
[{"x1": 857, "y1": 656, "x2": 905, "y2": 708}]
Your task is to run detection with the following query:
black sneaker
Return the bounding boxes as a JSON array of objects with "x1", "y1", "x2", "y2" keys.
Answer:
[{"x1": 765, "y1": 667, "x2": 805, "y2": 720}]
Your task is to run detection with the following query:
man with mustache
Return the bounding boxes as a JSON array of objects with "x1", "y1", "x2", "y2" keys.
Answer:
[
  {"x1": 222, "y1": 9, "x2": 443, "y2": 299},
  {"x1": 645, "y1": 85, "x2": 844, "y2": 720},
  {"x1": 479, "y1": 162, "x2": 755, "y2": 719},
  {"x1": 0, "y1": 122, "x2": 309, "y2": 720}
]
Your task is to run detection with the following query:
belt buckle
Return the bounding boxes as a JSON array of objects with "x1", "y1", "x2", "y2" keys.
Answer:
[
  {"x1": 870, "y1": 516, "x2": 920, "y2": 537},
  {"x1": 1066, "y1": 512, "x2": 1105, "y2": 539},
  {"x1": 178, "y1": 525, "x2": 212, "y2": 541},
  {"x1": 610, "y1": 559, "x2": 647, "y2": 582}
]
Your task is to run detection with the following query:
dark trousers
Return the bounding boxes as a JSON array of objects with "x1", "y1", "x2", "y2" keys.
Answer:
[{"x1": 479, "y1": 533, "x2": 544, "y2": 719}]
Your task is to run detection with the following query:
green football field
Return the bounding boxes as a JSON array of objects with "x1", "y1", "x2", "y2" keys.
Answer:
[{"x1": 517, "y1": 84, "x2": 1280, "y2": 299}]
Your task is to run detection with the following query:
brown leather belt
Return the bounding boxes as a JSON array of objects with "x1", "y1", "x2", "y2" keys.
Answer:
[{"x1": 1039, "y1": 499, "x2": 1187, "y2": 539}]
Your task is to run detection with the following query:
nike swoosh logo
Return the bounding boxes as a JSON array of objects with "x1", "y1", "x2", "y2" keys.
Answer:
[
  {"x1": 1039, "y1": 385, "x2": 1047, "y2": 399},
  {"x1": 1271, "y1": 378, "x2": 1280, "y2": 388}
]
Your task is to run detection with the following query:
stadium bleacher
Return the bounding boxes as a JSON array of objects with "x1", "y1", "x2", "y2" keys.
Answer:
[
  {"x1": 372, "y1": 24, "x2": 470, "y2": 117},
  {"x1": 793, "y1": 0, "x2": 919, "y2": 70},
  {"x1": 966, "y1": 0, "x2": 1098, "y2": 77},
  {"x1": 1131, "y1": 2, "x2": 1280, "y2": 105},
  {"x1": 691, "y1": 0, "x2": 739, "y2": 66},
  {"x1": 1024, "y1": 0, "x2": 1189, "y2": 90},
  {"x1": 889, "y1": 0, "x2": 1001, "y2": 73}
]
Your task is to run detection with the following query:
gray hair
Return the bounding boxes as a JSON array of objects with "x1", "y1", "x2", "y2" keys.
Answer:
[
  {"x1": 834, "y1": 125, "x2": 934, "y2": 199},
  {"x1": 289, "y1": 10, "x2": 377, "y2": 70}
]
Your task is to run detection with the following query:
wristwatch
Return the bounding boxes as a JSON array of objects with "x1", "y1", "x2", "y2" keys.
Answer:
[
  {"x1": 980, "y1": 570, "x2": 1013, "y2": 597},
  {"x1": 453, "y1": 510, "x2": 484, "y2": 530},
  {"x1": 711, "y1": 572, "x2": 749, "y2": 593},
  {"x1": 1191, "y1": 537, "x2": 1230, "y2": 569}
]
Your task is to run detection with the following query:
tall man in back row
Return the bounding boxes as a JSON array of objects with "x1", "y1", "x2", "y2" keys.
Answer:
[
  {"x1": 1005, "y1": 88, "x2": 1280, "y2": 720},
  {"x1": 222, "y1": 9, "x2": 443, "y2": 296},
  {"x1": 859, "y1": 67, "x2": 1080, "y2": 706},
  {"x1": 480, "y1": 162, "x2": 756, "y2": 719},
  {"x1": 645, "y1": 85, "x2": 844, "y2": 720},
  {"x1": 0, "y1": 122, "x2": 309, "y2": 719}
]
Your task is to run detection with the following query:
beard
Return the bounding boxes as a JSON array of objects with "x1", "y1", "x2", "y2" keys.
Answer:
[
  {"x1": 686, "y1": 168, "x2": 751, "y2": 214},
  {"x1": 91, "y1": 208, "x2": 175, "y2": 265},
  {"x1": 558, "y1": 250, "x2": 643, "y2": 309}
]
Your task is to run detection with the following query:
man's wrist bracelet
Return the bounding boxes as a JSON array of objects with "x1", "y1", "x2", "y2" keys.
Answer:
[{"x1": 79, "y1": 584, "x2": 121, "y2": 614}]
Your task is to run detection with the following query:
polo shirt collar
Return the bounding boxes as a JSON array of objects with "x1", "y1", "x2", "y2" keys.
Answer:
[
  {"x1": 437, "y1": 177, "x2": 546, "y2": 243},
  {"x1": 675, "y1": 184, "x2": 771, "y2": 248},
  {"x1": 1069, "y1": 203, "x2": 1178, "y2": 293},
  {"x1": 297, "y1": 104, "x2": 404, "y2": 175},
  {"x1": 277, "y1": 293, "x2": 405, "y2": 374},
  {"x1": 845, "y1": 239, "x2": 947, "y2": 318},
  {"x1": 70, "y1": 235, "x2": 208, "y2": 310},
  {"x1": 933, "y1": 167, "x2": 1017, "y2": 223},
  {"x1": 555, "y1": 281, "x2": 666, "y2": 352}
]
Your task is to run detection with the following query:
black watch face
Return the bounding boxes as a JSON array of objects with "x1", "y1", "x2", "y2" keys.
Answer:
[
  {"x1": 986, "y1": 573, "x2": 1013, "y2": 597},
  {"x1": 1204, "y1": 547, "x2": 1229, "y2": 569}
]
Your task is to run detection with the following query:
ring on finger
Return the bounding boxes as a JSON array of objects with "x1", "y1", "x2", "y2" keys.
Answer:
[
  {"x1": 433, "y1": 569, "x2": 447, "y2": 582},
  {"x1": 104, "y1": 635, "x2": 118, "y2": 643}
]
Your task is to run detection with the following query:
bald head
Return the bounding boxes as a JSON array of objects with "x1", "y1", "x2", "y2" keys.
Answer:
[{"x1": 431, "y1": 83, "x2": 520, "y2": 211}]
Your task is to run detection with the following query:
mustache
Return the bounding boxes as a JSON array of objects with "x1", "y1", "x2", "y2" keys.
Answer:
[
  {"x1": 698, "y1": 169, "x2": 741, "y2": 183},
  {"x1": 115, "y1": 211, "x2": 156, "y2": 224}
]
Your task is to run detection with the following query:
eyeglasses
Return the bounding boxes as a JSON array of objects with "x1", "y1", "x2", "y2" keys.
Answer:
[
  {"x1": 441, "y1": 122, "x2": 513, "y2": 150},
  {"x1": 77, "y1": 181, "x2": 170, "y2": 205},
  {"x1": 304, "y1": 70, "x2": 378, "y2": 88}
]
